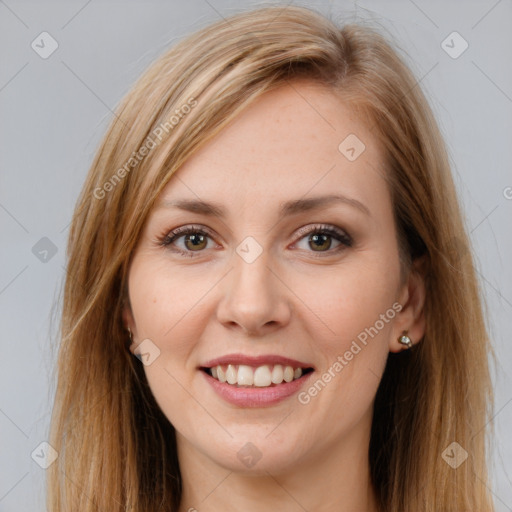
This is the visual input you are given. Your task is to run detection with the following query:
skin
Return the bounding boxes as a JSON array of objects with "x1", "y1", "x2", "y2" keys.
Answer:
[{"x1": 124, "y1": 80, "x2": 426, "y2": 512}]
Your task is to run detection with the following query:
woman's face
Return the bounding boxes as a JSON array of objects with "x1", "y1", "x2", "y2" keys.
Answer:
[{"x1": 125, "y1": 81, "x2": 418, "y2": 475}]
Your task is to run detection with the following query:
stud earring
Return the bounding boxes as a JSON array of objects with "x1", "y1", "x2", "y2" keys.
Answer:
[{"x1": 398, "y1": 331, "x2": 413, "y2": 350}]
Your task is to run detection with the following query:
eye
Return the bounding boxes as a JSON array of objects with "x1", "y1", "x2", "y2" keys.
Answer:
[
  {"x1": 158, "y1": 223, "x2": 352, "y2": 258},
  {"x1": 292, "y1": 223, "x2": 352, "y2": 255},
  {"x1": 158, "y1": 225, "x2": 217, "y2": 257}
]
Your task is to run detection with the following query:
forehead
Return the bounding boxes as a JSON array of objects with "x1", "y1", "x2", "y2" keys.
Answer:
[{"x1": 157, "y1": 81, "x2": 386, "y2": 214}]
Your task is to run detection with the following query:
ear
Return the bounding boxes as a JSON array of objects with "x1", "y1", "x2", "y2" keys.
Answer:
[
  {"x1": 389, "y1": 256, "x2": 427, "y2": 353},
  {"x1": 122, "y1": 296, "x2": 137, "y2": 353}
]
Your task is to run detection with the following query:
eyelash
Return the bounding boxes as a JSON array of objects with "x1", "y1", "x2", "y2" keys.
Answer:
[{"x1": 158, "y1": 223, "x2": 353, "y2": 258}]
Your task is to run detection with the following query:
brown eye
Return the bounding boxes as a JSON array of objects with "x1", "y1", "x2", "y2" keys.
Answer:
[
  {"x1": 160, "y1": 226, "x2": 215, "y2": 256},
  {"x1": 294, "y1": 224, "x2": 352, "y2": 255},
  {"x1": 183, "y1": 233, "x2": 208, "y2": 251},
  {"x1": 308, "y1": 233, "x2": 334, "y2": 252}
]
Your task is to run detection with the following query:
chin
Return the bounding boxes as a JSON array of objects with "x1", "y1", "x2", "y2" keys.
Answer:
[{"x1": 200, "y1": 433, "x2": 305, "y2": 475}]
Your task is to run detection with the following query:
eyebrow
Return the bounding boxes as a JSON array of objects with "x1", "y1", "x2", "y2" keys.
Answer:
[{"x1": 158, "y1": 194, "x2": 371, "y2": 218}]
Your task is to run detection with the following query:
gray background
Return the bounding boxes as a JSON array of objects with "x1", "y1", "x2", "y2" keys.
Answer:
[{"x1": 1, "y1": 0, "x2": 511, "y2": 510}]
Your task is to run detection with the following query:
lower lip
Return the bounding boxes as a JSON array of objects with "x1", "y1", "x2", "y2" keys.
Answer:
[{"x1": 200, "y1": 370, "x2": 314, "y2": 407}]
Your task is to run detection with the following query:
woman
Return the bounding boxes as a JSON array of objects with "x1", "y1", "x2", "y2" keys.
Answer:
[{"x1": 48, "y1": 5, "x2": 495, "y2": 511}]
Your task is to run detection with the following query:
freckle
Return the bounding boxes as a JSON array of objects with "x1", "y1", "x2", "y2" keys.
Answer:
[{"x1": 153, "y1": 298, "x2": 157, "y2": 303}]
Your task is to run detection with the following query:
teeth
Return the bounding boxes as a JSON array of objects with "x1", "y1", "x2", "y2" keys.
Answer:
[
  {"x1": 283, "y1": 366, "x2": 294, "y2": 382},
  {"x1": 253, "y1": 365, "x2": 271, "y2": 387},
  {"x1": 217, "y1": 365, "x2": 226, "y2": 383},
  {"x1": 208, "y1": 364, "x2": 307, "y2": 387},
  {"x1": 271, "y1": 364, "x2": 284, "y2": 384},
  {"x1": 237, "y1": 365, "x2": 254, "y2": 386},
  {"x1": 226, "y1": 364, "x2": 237, "y2": 385}
]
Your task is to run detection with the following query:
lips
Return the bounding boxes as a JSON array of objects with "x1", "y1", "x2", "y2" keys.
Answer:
[
  {"x1": 200, "y1": 353, "x2": 314, "y2": 369},
  {"x1": 199, "y1": 353, "x2": 315, "y2": 407}
]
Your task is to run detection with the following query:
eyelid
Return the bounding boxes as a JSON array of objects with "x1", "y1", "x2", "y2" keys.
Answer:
[
  {"x1": 159, "y1": 224, "x2": 217, "y2": 245},
  {"x1": 293, "y1": 223, "x2": 352, "y2": 245}
]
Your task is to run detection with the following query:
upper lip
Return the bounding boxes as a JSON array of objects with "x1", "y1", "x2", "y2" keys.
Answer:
[{"x1": 200, "y1": 353, "x2": 314, "y2": 370}]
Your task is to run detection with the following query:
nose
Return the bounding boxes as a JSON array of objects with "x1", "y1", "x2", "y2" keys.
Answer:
[{"x1": 215, "y1": 247, "x2": 291, "y2": 336}]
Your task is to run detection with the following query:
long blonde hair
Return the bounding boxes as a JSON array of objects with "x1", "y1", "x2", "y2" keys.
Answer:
[{"x1": 48, "y1": 5, "x2": 495, "y2": 511}]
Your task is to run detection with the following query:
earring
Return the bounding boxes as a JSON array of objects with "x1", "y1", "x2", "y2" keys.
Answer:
[{"x1": 398, "y1": 331, "x2": 413, "y2": 350}]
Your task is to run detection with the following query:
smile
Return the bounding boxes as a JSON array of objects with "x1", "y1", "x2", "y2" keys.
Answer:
[
  {"x1": 199, "y1": 354, "x2": 315, "y2": 407},
  {"x1": 203, "y1": 364, "x2": 313, "y2": 387}
]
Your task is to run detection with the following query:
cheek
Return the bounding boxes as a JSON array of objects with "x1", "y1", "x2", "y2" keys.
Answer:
[
  {"x1": 127, "y1": 258, "x2": 217, "y2": 429},
  {"x1": 127, "y1": 256, "x2": 204, "y2": 400},
  {"x1": 298, "y1": 250, "x2": 400, "y2": 347},
  {"x1": 128, "y1": 256, "x2": 213, "y2": 341},
  {"x1": 294, "y1": 248, "x2": 400, "y2": 410}
]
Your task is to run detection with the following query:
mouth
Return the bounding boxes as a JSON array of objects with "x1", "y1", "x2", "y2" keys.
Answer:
[
  {"x1": 200, "y1": 364, "x2": 315, "y2": 388},
  {"x1": 198, "y1": 354, "x2": 315, "y2": 406}
]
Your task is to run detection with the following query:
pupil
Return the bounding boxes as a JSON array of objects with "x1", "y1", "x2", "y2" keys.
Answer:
[
  {"x1": 186, "y1": 234, "x2": 206, "y2": 250},
  {"x1": 310, "y1": 234, "x2": 330, "y2": 251}
]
